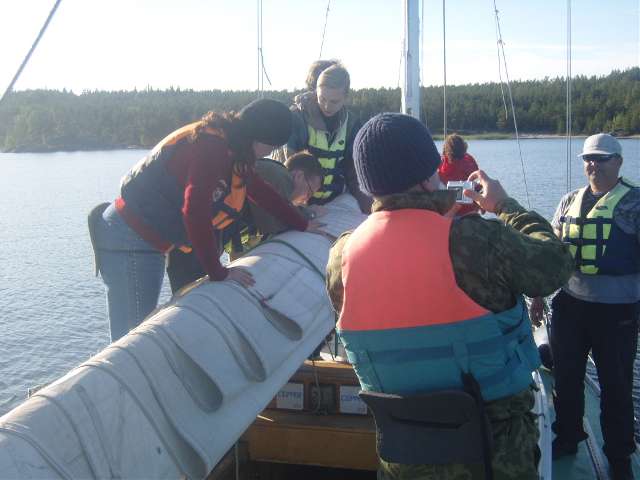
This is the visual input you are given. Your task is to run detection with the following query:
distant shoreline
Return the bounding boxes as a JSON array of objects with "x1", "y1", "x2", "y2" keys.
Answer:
[
  {"x1": 432, "y1": 133, "x2": 640, "y2": 141},
  {"x1": 7, "y1": 144, "x2": 148, "y2": 154},
  {"x1": 4, "y1": 134, "x2": 638, "y2": 154},
  {"x1": 3, "y1": 69, "x2": 637, "y2": 153}
]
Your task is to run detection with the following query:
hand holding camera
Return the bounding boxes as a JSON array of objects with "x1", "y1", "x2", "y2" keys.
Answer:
[
  {"x1": 463, "y1": 170, "x2": 509, "y2": 214},
  {"x1": 446, "y1": 181, "x2": 478, "y2": 204}
]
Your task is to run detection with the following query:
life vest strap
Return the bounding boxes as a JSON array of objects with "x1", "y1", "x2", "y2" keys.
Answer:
[
  {"x1": 306, "y1": 145, "x2": 343, "y2": 159},
  {"x1": 367, "y1": 313, "x2": 528, "y2": 364},
  {"x1": 578, "y1": 258, "x2": 598, "y2": 266},
  {"x1": 213, "y1": 201, "x2": 243, "y2": 220},
  {"x1": 563, "y1": 215, "x2": 613, "y2": 226}
]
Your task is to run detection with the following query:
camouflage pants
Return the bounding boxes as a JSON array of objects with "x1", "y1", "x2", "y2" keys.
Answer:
[{"x1": 378, "y1": 389, "x2": 540, "y2": 480}]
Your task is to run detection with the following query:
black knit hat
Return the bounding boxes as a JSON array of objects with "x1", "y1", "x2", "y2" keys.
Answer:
[
  {"x1": 238, "y1": 99, "x2": 293, "y2": 146},
  {"x1": 354, "y1": 113, "x2": 441, "y2": 196}
]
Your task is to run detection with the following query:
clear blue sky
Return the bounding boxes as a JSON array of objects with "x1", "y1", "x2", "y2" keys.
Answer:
[{"x1": 1, "y1": 0, "x2": 638, "y2": 93}]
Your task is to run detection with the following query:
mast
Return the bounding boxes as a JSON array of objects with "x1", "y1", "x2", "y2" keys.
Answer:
[{"x1": 401, "y1": 0, "x2": 421, "y2": 120}]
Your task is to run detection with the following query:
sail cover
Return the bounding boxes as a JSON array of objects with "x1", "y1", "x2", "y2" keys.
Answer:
[{"x1": 0, "y1": 194, "x2": 366, "y2": 479}]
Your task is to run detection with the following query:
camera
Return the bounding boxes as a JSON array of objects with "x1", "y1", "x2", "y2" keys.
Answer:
[{"x1": 446, "y1": 181, "x2": 477, "y2": 204}]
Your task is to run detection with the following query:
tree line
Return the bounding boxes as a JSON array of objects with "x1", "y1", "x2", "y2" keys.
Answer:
[{"x1": 0, "y1": 68, "x2": 637, "y2": 153}]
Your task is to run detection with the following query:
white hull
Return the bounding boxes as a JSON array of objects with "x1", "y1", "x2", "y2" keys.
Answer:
[{"x1": 0, "y1": 194, "x2": 366, "y2": 479}]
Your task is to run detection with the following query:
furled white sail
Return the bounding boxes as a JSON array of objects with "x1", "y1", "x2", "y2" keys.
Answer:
[{"x1": 0, "y1": 194, "x2": 366, "y2": 480}]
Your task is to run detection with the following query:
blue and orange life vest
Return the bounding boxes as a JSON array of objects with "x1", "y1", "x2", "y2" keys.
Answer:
[
  {"x1": 560, "y1": 178, "x2": 640, "y2": 275},
  {"x1": 118, "y1": 122, "x2": 246, "y2": 251},
  {"x1": 337, "y1": 209, "x2": 540, "y2": 402}
]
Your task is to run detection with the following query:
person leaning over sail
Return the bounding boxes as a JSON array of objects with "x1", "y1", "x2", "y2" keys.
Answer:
[
  {"x1": 89, "y1": 99, "x2": 323, "y2": 342},
  {"x1": 280, "y1": 60, "x2": 372, "y2": 213},
  {"x1": 532, "y1": 134, "x2": 639, "y2": 480},
  {"x1": 325, "y1": 113, "x2": 574, "y2": 480},
  {"x1": 165, "y1": 151, "x2": 325, "y2": 293}
]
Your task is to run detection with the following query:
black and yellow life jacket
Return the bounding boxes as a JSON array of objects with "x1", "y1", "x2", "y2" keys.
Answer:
[
  {"x1": 306, "y1": 114, "x2": 349, "y2": 202},
  {"x1": 560, "y1": 178, "x2": 640, "y2": 275},
  {"x1": 210, "y1": 173, "x2": 247, "y2": 230}
]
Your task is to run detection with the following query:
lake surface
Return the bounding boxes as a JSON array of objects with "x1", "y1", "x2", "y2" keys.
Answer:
[{"x1": 0, "y1": 138, "x2": 638, "y2": 417}]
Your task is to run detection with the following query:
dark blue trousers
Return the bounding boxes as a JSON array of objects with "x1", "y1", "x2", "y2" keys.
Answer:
[{"x1": 550, "y1": 290, "x2": 639, "y2": 460}]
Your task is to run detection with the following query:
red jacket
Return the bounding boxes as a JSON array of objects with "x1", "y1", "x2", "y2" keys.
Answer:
[{"x1": 438, "y1": 153, "x2": 480, "y2": 216}]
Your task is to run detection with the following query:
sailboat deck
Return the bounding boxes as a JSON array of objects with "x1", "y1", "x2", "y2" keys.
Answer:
[{"x1": 540, "y1": 369, "x2": 640, "y2": 479}]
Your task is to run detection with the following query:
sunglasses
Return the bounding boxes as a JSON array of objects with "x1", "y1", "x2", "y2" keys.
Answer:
[{"x1": 582, "y1": 154, "x2": 617, "y2": 163}]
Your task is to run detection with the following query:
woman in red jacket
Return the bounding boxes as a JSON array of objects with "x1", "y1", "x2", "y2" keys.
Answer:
[
  {"x1": 438, "y1": 133, "x2": 480, "y2": 216},
  {"x1": 92, "y1": 99, "x2": 320, "y2": 341}
]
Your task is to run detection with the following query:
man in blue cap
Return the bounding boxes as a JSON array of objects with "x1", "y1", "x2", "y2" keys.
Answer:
[{"x1": 326, "y1": 113, "x2": 573, "y2": 479}]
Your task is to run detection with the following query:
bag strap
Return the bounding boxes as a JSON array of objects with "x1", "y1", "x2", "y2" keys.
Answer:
[{"x1": 462, "y1": 373, "x2": 494, "y2": 480}]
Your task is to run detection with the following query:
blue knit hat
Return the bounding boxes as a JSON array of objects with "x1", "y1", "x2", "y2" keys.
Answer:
[{"x1": 354, "y1": 113, "x2": 441, "y2": 196}]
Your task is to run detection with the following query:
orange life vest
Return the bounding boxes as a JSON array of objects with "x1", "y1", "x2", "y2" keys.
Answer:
[
  {"x1": 339, "y1": 209, "x2": 489, "y2": 331},
  {"x1": 337, "y1": 209, "x2": 539, "y2": 401}
]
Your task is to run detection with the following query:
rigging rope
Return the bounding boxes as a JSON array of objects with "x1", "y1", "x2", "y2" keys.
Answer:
[
  {"x1": 259, "y1": 49, "x2": 272, "y2": 89},
  {"x1": 397, "y1": 39, "x2": 403, "y2": 89},
  {"x1": 492, "y1": 1, "x2": 531, "y2": 209},
  {"x1": 565, "y1": 0, "x2": 573, "y2": 193},
  {"x1": 493, "y1": 11, "x2": 509, "y2": 123},
  {"x1": 256, "y1": 0, "x2": 272, "y2": 97},
  {"x1": 257, "y1": 0, "x2": 262, "y2": 96},
  {"x1": 0, "y1": 0, "x2": 63, "y2": 108},
  {"x1": 420, "y1": 0, "x2": 425, "y2": 90},
  {"x1": 418, "y1": 0, "x2": 426, "y2": 121},
  {"x1": 442, "y1": 0, "x2": 447, "y2": 136},
  {"x1": 318, "y1": 0, "x2": 331, "y2": 58}
]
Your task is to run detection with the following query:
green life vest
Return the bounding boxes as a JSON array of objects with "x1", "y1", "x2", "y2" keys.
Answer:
[
  {"x1": 307, "y1": 113, "x2": 349, "y2": 201},
  {"x1": 561, "y1": 178, "x2": 639, "y2": 275}
]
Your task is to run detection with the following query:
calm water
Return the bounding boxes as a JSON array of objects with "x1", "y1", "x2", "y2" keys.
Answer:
[{"x1": 0, "y1": 138, "x2": 638, "y2": 417}]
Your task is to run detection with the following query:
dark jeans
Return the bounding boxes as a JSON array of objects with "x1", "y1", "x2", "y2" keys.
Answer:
[
  {"x1": 166, "y1": 248, "x2": 206, "y2": 294},
  {"x1": 550, "y1": 290, "x2": 639, "y2": 460},
  {"x1": 166, "y1": 224, "x2": 246, "y2": 294}
]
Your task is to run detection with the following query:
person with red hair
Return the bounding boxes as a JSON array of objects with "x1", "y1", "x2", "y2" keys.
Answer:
[{"x1": 438, "y1": 133, "x2": 480, "y2": 216}]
